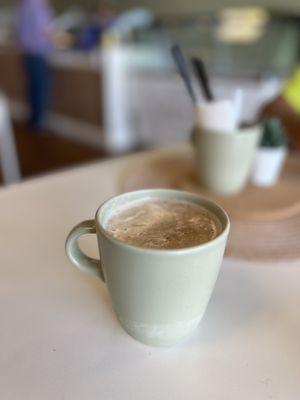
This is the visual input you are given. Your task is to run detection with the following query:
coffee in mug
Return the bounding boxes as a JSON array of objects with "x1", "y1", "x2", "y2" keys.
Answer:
[{"x1": 105, "y1": 199, "x2": 222, "y2": 249}]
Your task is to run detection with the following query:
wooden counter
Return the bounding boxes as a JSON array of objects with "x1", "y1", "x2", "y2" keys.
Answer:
[{"x1": 0, "y1": 48, "x2": 103, "y2": 127}]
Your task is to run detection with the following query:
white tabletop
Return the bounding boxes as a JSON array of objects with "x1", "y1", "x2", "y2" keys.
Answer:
[{"x1": 1, "y1": 148, "x2": 300, "y2": 400}]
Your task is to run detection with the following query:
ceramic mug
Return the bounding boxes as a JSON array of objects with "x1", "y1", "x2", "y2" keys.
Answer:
[
  {"x1": 65, "y1": 189, "x2": 230, "y2": 347},
  {"x1": 192, "y1": 125, "x2": 262, "y2": 195}
]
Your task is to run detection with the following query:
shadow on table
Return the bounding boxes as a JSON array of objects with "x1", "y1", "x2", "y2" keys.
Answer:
[{"x1": 186, "y1": 263, "x2": 269, "y2": 347}]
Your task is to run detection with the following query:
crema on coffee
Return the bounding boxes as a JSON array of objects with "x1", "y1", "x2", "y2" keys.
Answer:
[{"x1": 105, "y1": 199, "x2": 222, "y2": 249}]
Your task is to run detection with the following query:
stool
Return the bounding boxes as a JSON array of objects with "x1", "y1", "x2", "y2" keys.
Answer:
[{"x1": 0, "y1": 94, "x2": 21, "y2": 184}]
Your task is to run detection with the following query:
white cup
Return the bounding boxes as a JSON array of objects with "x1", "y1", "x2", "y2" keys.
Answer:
[{"x1": 195, "y1": 100, "x2": 236, "y2": 132}]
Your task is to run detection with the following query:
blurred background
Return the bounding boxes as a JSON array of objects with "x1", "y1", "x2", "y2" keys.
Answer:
[{"x1": 1, "y1": 0, "x2": 300, "y2": 184}]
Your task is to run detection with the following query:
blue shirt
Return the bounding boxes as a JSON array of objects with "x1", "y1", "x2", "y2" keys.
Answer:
[{"x1": 16, "y1": 0, "x2": 54, "y2": 55}]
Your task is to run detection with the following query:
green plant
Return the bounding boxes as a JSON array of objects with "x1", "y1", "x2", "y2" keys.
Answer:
[{"x1": 260, "y1": 118, "x2": 286, "y2": 148}]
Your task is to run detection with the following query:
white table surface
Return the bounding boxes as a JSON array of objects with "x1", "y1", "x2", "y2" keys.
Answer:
[{"x1": 1, "y1": 147, "x2": 300, "y2": 400}]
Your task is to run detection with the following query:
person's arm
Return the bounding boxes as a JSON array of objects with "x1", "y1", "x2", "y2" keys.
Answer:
[{"x1": 260, "y1": 68, "x2": 300, "y2": 150}]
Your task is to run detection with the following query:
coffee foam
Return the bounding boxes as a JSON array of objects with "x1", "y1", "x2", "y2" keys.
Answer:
[{"x1": 105, "y1": 198, "x2": 221, "y2": 249}]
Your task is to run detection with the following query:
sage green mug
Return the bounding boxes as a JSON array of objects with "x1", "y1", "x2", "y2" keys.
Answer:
[
  {"x1": 65, "y1": 189, "x2": 230, "y2": 347},
  {"x1": 192, "y1": 125, "x2": 262, "y2": 195}
]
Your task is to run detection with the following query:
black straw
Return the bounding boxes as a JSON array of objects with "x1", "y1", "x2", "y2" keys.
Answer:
[
  {"x1": 191, "y1": 57, "x2": 214, "y2": 102},
  {"x1": 171, "y1": 45, "x2": 196, "y2": 105}
]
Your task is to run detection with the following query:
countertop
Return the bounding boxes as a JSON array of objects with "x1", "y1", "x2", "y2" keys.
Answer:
[{"x1": 1, "y1": 146, "x2": 299, "y2": 399}]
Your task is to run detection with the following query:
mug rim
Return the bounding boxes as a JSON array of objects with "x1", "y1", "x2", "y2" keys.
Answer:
[
  {"x1": 95, "y1": 189, "x2": 230, "y2": 255},
  {"x1": 193, "y1": 124, "x2": 261, "y2": 137}
]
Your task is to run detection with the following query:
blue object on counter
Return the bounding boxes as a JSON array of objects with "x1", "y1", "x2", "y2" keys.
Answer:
[{"x1": 77, "y1": 24, "x2": 101, "y2": 50}]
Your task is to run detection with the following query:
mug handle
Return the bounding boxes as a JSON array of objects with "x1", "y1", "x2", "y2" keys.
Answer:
[{"x1": 65, "y1": 220, "x2": 105, "y2": 282}]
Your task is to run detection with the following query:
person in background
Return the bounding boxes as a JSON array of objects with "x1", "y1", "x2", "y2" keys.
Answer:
[
  {"x1": 261, "y1": 67, "x2": 300, "y2": 151},
  {"x1": 78, "y1": 0, "x2": 117, "y2": 50},
  {"x1": 16, "y1": 0, "x2": 54, "y2": 130}
]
